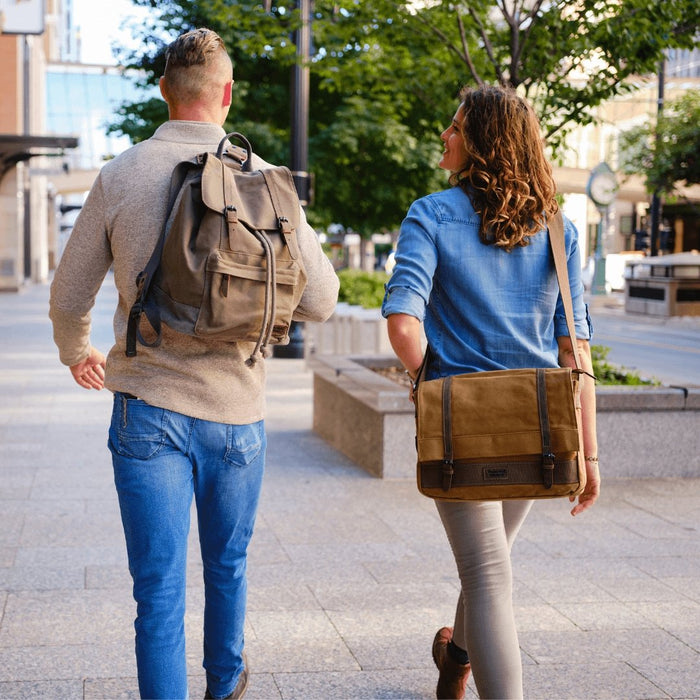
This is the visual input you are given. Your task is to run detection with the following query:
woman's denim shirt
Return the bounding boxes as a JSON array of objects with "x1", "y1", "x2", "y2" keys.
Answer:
[{"x1": 381, "y1": 186, "x2": 592, "y2": 379}]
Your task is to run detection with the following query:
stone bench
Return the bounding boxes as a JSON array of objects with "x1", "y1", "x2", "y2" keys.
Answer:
[{"x1": 310, "y1": 354, "x2": 700, "y2": 480}]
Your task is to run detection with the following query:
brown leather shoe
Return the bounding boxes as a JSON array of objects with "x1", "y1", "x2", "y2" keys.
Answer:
[
  {"x1": 432, "y1": 627, "x2": 471, "y2": 700},
  {"x1": 204, "y1": 652, "x2": 249, "y2": 699}
]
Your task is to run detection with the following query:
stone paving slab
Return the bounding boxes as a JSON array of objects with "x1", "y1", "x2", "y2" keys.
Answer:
[
  {"x1": 0, "y1": 279, "x2": 699, "y2": 699},
  {"x1": 0, "y1": 680, "x2": 85, "y2": 699}
]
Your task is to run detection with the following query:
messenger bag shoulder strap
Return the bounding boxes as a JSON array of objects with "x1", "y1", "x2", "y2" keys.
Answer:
[{"x1": 548, "y1": 210, "x2": 582, "y2": 372}]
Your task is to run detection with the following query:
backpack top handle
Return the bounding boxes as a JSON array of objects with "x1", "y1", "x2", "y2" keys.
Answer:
[{"x1": 217, "y1": 132, "x2": 253, "y2": 172}]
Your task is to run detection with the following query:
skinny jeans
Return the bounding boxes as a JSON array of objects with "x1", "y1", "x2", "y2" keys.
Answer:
[
  {"x1": 436, "y1": 499, "x2": 533, "y2": 699},
  {"x1": 108, "y1": 393, "x2": 265, "y2": 699}
]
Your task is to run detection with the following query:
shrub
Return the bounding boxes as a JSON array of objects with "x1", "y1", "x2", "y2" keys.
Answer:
[
  {"x1": 337, "y1": 269, "x2": 389, "y2": 309},
  {"x1": 590, "y1": 345, "x2": 660, "y2": 385}
]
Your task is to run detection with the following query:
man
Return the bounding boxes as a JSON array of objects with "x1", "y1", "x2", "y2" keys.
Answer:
[{"x1": 49, "y1": 28, "x2": 339, "y2": 700}]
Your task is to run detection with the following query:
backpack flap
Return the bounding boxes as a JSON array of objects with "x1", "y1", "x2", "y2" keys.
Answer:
[{"x1": 200, "y1": 153, "x2": 300, "y2": 237}]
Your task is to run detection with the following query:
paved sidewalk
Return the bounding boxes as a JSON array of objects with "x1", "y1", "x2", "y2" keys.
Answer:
[{"x1": 0, "y1": 279, "x2": 699, "y2": 699}]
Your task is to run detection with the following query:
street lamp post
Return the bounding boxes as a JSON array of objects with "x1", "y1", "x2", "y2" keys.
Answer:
[
  {"x1": 290, "y1": 0, "x2": 311, "y2": 207},
  {"x1": 592, "y1": 208, "x2": 608, "y2": 295},
  {"x1": 649, "y1": 56, "x2": 665, "y2": 258},
  {"x1": 274, "y1": 0, "x2": 312, "y2": 357}
]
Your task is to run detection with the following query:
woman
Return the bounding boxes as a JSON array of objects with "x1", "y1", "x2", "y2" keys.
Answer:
[{"x1": 381, "y1": 85, "x2": 600, "y2": 699}]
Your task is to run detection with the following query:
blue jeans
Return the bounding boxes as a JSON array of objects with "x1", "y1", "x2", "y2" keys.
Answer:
[{"x1": 108, "y1": 393, "x2": 265, "y2": 699}]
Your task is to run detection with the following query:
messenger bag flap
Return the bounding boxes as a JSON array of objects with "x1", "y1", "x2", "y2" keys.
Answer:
[{"x1": 416, "y1": 367, "x2": 582, "y2": 464}]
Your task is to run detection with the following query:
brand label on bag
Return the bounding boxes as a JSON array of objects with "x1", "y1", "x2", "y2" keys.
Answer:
[{"x1": 484, "y1": 467, "x2": 509, "y2": 481}]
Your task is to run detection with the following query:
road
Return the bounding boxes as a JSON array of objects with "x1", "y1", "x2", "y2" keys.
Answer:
[{"x1": 591, "y1": 300, "x2": 700, "y2": 387}]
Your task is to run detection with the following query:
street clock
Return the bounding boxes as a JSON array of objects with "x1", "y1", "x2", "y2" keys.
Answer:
[{"x1": 587, "y1": 162, "x2": 617, "y2": 209}]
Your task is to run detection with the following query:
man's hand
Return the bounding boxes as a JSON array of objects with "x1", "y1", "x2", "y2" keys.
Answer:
[{"x1": 70, "y1": 346, "x2": 106, "y2": 390}]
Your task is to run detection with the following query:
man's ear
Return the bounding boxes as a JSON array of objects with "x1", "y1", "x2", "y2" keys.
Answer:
[
  {"x1": 159, "y1": 76, "x2": 168, "y2": 102},
  {"x1": 222, "y1": 80, "x2": 233, "y2": 108}
]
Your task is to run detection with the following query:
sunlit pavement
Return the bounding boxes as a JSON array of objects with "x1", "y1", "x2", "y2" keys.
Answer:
[{"x1": 1, "y1": 279, "x2": 698, "y2": 699}]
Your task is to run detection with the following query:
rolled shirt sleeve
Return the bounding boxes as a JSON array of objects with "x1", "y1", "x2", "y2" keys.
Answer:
[
  {"x1": 381, "y1": 198, "x2": 438, "y2": 321},
  {"x1": 382, "y1": 285, "x2": 426, "y2": 320}
]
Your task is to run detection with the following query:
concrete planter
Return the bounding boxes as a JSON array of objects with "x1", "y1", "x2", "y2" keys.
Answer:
[
  {"x1": 310, "y1": 354, "x2": 700, "y2": 480},
  {"x1": 305, "y1": 304, "x2": 394, "y2": 356}
]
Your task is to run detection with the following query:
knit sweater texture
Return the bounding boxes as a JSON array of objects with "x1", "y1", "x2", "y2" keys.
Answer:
[{"x1": 49, "y1": 121, "x2": 339, "y2": 424}]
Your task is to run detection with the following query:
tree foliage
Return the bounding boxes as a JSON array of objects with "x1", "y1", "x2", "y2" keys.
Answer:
[
  {"x1": 312, "y1": 0, "x2": 700, "y2": 152},
  {"x1": 109, "y1": 0, "x2": 700, "y2": 233},
  {"x1": 619, "y1": 90, "x2": 700, "y2": 195}
]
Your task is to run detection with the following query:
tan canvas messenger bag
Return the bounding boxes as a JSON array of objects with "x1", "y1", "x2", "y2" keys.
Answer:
[{"x1": 414, "y1": 210, "x2": 589, "y2": 501}]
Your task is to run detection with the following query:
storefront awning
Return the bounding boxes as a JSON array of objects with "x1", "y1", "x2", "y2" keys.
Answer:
[{"x1": 0, "y1": 134, "x2": 79, "y2": 182}]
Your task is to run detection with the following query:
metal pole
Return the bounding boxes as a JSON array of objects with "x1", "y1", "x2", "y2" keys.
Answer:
[
  {"x1": 650, "y1": 56, "x2": 665, "y2": 257},
  {"x1": 276, "y1": 0, "x2": 312, "y2": 358},
  {"x1": 23, "y1": 35, "x2": 31, "y2": 135},
  {"x1": 23, "y1": 34, "x2": 31, "y2": 279},
  {"x1": 290, "y1": 0, "x2": 311, "y2": 206},
  {"x1": 592, "y1": 210, "x2": 607, "y2": 295}
]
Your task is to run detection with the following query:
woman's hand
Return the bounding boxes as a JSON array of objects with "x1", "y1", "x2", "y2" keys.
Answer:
[
  {"x1": 570, "y1": 459, "x2": 600, "y2": 516},
  {"x1": 558, "y1": 336, "x2": 599, "y2": 517}
]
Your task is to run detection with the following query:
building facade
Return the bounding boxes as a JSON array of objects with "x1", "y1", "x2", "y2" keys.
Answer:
[
  {"x1": 1, "y1": 0, "x2": 79, "y2": 289},
  {"x1": 557, "y1": 50, "x2": 700, "y2": 283},
  {"x1": 0, "y1": 0, "x2": 153, "y2": 290}
]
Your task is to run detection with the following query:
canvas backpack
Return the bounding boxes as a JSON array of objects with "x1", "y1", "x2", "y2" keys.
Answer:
[{"x1": 126, "y1": 132, "x2": 308, "y2": 364}]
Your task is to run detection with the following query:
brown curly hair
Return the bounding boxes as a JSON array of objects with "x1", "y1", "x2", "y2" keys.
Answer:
[{"x1": 449, "y1": 85, "x2": 558, "y2": 252}]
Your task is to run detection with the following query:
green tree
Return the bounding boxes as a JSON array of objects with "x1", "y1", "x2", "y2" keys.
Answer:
[
  {"x1": 310, "y1": 94, "x2": 443, "y2": 234},
  {"x1": 619, "y1": 90, "x2": 700, "y2": 195},
  {"x1": 109, "y1": 1, "x2": 445, "y2": 232},
  {"x1": 108, "y1": 0, "x2": 700, "y2": 232},
  {"x1": 312, "y1": 0, "x2": 700, "y2": 153}
]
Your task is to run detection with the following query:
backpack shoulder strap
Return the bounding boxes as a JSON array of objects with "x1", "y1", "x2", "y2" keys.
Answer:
[{"x1": 125, "y1": 158, "x2": 197, "y2": 357}]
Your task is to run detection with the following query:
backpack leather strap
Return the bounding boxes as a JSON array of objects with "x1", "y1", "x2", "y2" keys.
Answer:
[{"x1": 261, "y1": 168, "x2": 302, "y2": 261}]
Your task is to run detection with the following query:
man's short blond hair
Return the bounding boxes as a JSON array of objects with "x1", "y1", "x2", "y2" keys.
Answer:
[{"x1": 162, "y1": 28, "x2": 231, "y2": 106}]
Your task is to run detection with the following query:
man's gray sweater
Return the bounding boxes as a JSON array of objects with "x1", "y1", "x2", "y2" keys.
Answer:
[{"x1": 50, "y1": 120, "x2": 339, "y2": 423}]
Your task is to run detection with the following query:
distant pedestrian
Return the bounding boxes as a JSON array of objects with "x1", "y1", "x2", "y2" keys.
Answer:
[
  {"x1": 49, "y1": 27, "x2": 338, "y2": 700},
  {"x1": 382, "y1": 85, "x2": 600, "y2": 699}
]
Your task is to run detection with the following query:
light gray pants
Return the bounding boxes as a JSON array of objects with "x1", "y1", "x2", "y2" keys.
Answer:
[{"x1": 435, "y1": 499, "x2": 533, "y2": 700}]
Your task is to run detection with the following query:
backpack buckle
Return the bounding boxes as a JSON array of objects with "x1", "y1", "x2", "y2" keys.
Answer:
[
  {"x1": 278, "y1": 216, "x2": 293, "y2": 235},
  {"x1": 225, "y1": 205, "x2": 238, "y2": 224}
]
